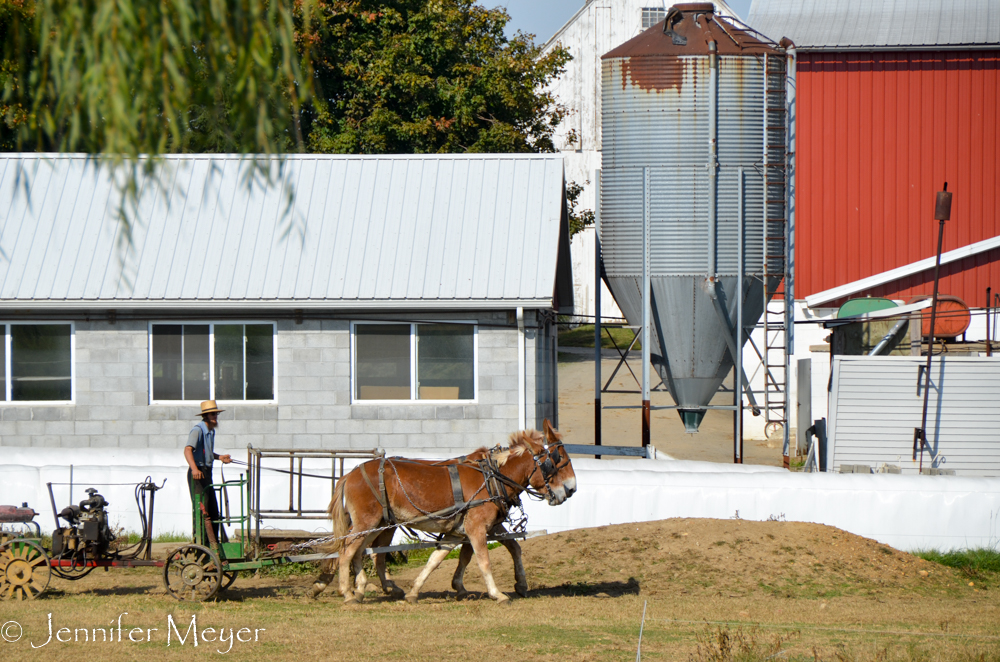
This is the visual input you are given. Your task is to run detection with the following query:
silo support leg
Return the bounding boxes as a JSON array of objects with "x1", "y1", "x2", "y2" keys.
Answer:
[{"x1": 707, "y1": 283, "x2": 761, "y2": 415}]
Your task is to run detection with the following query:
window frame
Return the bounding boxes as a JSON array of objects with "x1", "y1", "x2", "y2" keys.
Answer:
[
  {"x1": 147, "y1": 321, "x2": 278, "y2": 405},
  {"x1": 0, "y1": 321, "x2": 76, "y2": 406},
  {"x1": 641, "y1": 7, "x2": 667, "y2": 29},
  {"x1": 350, "y1": 321, "x2": 478, "y2": 405}
]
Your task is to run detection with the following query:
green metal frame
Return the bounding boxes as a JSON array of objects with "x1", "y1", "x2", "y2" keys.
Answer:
[{"x1": 191, "y1": 474, "x2": 291, "y2": 572}]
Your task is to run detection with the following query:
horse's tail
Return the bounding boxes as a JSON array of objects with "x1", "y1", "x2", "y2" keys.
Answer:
[{"x1": 326, "y1": 473, "x2": 351, "y2": 554}]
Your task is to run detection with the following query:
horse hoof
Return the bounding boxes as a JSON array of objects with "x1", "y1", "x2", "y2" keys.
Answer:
[
  {"x1": 390, "y1": 588, "x2": 406, "y2": 599},
  {"x1": 353, "y1": 591, "x2": 366, "y2": 603},
  {"x1": 308, "y1": 584, "x2": 326, "y2": 599},
  {"x1": 344, "y1": 595, "x2": 359, "y2": 605},
  {"x1": 454, "y1": 590, "x2": 470, "y2": 601},
  {"x1": 495, "y1": 594, "x2": 511, "y2": 605},
  {"x1": 515, "y1": 584, "x2": 528, "y2": 598},
  {"x1": 405, "y1": 594, "x2": 419, "y2": 605}
]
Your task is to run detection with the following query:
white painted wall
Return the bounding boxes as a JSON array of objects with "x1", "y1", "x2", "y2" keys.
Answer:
[
  {"x1": 569, "y1": 226, "x2": 624, "y2": 319},
  {"x1": 5, "y1": 450, "x2": 997, "y2": 552},
  {"x1": 523, "y1": 458, "x2": 1000, "y2": 551}
]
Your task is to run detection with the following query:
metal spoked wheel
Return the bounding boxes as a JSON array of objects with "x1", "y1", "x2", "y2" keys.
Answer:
[
  {"x1": 765, "y1": 421, "x2": 784, "y2": 441},
  {"x1": 221, "y1": 571, "x2": 238, "y2": 592},
  {"x1": 0, "y1": 540, "x2": 52, "y2": 600},
  {"x1": 163, "y1": 544, "x2": 223, "y2": 602}
]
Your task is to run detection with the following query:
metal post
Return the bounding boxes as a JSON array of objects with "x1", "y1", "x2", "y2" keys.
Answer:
[
  {"x1": 517, "y1": 306, "x2": 526, "y2": 430},
  {"x1": 784, "y1": 42, "x2": 796, "y2": 464},
  {"x1": 708, "y1": 40, "x2": 718, "y2": 277},
  {"x1": 735, "y1": 167, "x2": 744, "y2": 463},
  {"x1": 914, "y1": 184, "x2": 951, "y2": 471},
  {"x1": 987, "y1": 287, "x2": 993, "y2": 357},
  {"x1": 642, "y1": 167, "x2": 651, "y2": 447},
  {"x1": 796, "y1": 358, "x2": 812, "y2": 458},
  {"x1": 595, "y1": 169, "x2": 603, "y2": 456}
]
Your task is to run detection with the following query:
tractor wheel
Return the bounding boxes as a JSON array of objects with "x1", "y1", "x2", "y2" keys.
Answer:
[
  {"x1": 163, "y1": 544, "x2": 222, "y2": 602},
  {"x1": 0, "y1": 540, "x2": 51, "y2": 600}
]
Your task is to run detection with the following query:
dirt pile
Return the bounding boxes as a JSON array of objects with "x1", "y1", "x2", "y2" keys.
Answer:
[{"x1": 393, "y1": 518, "x2": 978, "y2": 600}]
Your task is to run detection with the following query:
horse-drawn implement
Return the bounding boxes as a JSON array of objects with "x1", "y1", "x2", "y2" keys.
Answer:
[{"x1": 0, "y1": 422, "x2": 575, "y2": 603}]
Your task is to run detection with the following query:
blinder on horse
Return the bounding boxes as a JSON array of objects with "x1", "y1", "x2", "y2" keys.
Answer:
[{"x1": 532, "y1": 441, "x2": 570, "y2": 493}]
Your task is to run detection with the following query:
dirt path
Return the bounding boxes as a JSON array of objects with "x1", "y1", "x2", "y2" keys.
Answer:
[{"x1": 12, "y1": 519, "x2": 995, "y2": 661}]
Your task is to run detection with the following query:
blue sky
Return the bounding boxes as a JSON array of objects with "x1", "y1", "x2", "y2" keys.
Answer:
[{"x1": 484, "y1": 0, "x2": 753, "y2": 43}]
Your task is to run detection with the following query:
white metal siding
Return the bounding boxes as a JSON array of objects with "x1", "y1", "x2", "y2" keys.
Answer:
[
  {"x1": 828, "y1": 356, "x2": 1000, "y2": 476},
  {"x1": 748, "y1": 0, "x2": 1000, "y2": 49},
  {"x1": 0, "y1": 154, "x2": 566, "y2": 309}
]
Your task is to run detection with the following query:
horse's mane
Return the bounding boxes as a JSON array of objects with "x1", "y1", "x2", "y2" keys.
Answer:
[{"x1": 488, "y1": 430, "x2": 541, "y2": 467}]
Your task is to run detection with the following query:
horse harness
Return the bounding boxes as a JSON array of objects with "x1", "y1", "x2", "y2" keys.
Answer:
[
  {"x1": 357, "y1": 453, "x2": 522, "y2": 529},
  {"x1": 530, "y1": 440, "x2": 570, "y2": 496}
]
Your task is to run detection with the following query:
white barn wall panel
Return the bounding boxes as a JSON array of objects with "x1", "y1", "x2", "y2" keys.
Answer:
[{"x1": 828, "y1": 356, "x2": 1000, "y2": 476}]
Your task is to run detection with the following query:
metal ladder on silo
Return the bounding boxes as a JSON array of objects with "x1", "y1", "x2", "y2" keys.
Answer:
[{"x1": 760, "y1": 53, "x2": 789, "y2": 442}]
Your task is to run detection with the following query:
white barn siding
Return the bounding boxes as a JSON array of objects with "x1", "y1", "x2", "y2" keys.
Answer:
[{"x1": 828, "y1": 356, "x2": 1000, "y2": 476}]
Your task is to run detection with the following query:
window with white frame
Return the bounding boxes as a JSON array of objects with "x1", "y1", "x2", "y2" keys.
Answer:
[
  {"x1": 150, "y1": 323, "x2": 275, "y2": 402},
  {"x1": 642, "y1": 7, "x2": 667, "y2": 29},
  {"x1": 0, "y1": 323, "x2": 74, "y2": 402},
  {"x1": 352, "y1": 322, "x2": 476, "y2": 402}
]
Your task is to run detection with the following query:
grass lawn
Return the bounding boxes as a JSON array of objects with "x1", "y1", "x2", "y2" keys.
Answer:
[{"x1": 559, "y1": 324, "x2": 641, "y2": 350}]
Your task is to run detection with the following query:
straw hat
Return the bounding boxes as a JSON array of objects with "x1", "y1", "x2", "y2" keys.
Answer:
[{"x1": 198, "y1": 400, "x2": 225, "y2": 417}]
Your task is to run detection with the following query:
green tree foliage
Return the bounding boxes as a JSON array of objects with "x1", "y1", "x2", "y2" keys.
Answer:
[
  {"x1": 566, "y1": 179, "x2": 595, "y2": 237},
  {"x1": 1, "y1": 0, "x2": 313, "y2": 159},
  {"x1": 0, "y1": 0, "x2": 32, "y2": 150},
  {"x1": 304, "y1": 0, "x2": 570, "y2": 154}
]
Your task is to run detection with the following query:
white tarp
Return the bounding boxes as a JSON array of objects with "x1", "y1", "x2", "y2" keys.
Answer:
[{"x1": 3, "y1": 449, "x2": 998, "y2": 551}]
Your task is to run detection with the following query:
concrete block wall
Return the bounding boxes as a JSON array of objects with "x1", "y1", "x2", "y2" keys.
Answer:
[{"x1": 0, "y1": 311, "x2": 554, "y2": 455}]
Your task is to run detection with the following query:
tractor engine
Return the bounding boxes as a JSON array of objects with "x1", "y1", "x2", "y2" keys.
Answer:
[{"x1": 52, "y1": 488, "x2": 114, "y2": 558}]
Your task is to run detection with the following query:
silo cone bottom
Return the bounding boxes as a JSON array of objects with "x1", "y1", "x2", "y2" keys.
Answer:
[{"x1": 679, "y1": 409, "x2": 706, "y2": 434}]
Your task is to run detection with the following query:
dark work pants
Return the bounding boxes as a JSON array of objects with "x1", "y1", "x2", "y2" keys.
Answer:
[{"x1": 187, "y1": 468, "x2": 224, "y2": 543}]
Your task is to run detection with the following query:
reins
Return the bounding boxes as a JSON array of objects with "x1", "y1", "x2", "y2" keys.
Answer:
[{"x1": 288, "y1": 437, "x2": 564, "y2": 554}]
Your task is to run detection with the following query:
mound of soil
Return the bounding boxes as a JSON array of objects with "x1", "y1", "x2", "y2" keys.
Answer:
[{"x1": 389, "y1": 518, "x2": 973, "y2": 600}]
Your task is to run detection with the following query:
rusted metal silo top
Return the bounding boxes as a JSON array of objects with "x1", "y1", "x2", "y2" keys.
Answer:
[{"x1": 603, "y1": 3, "x2": 778, "y2": 61}]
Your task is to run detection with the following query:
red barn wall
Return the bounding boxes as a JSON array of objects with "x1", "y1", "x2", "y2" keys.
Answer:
[{"x1": 796, "y1": 50, "x2": 1000, "y2": 307}]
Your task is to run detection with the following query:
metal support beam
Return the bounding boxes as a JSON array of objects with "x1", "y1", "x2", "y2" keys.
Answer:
[
  {"x1": 735, "y1": 167, "x2": 744, "y2": 463},
  {"x1": 594, "y1": 169, "x2": 603, "y2": 457},
  {"x1": 641, "y1": 166, "x2": 651, "y2": 447}
]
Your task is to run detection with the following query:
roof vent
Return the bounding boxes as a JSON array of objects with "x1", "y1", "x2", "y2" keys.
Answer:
[{"x1": 664, "y1": 3, "x2": 715, "y2": 45}]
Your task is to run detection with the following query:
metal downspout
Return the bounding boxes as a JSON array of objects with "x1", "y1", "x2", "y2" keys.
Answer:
[{"x1": 517, "y1": 306, "x2": 526, "y2": 430}]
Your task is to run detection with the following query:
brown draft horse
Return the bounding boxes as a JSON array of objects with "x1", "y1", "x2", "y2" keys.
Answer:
[
  {"x1": 310, "y1": 420, "x2": 576, "y2": 604},
  {"x1": 367, "y1": 451, "x2": 529, "y2": 601}
]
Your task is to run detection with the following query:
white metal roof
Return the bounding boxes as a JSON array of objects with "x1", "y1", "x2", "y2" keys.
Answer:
[
  {"x1": 748, "y1": 0, "x2": 1000, "y2": 50},
  {"x1": 0, "y1": 154, "x2": 570, "y2": 310}
]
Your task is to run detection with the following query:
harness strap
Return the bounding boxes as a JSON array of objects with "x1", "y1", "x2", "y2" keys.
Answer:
[
  {"x1": 377, "y1": 457, "x2": 394, "y2": 524},
  {"x1": 402, "y1": 498, "x2": 494, "y2": 527},
  {"x1": 448, "y1": 465, "x2": 465, "y2": 509},
  {"x1": 359, "y1": 459, "x2": 395, "y2": 525}
]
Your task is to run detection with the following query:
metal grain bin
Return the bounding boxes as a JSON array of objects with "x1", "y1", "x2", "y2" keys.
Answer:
[{"x1": 600, "y1": 3, "x2": 786, "y2": 431}]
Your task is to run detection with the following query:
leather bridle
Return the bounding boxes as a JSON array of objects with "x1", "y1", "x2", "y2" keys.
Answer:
[{"x1": 529, "y1": 440, "x2": 571, "y2": 500}]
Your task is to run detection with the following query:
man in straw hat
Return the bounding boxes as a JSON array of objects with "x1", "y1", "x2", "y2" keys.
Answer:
[{"x1": 184, "y1": 400, "x2": 232, "y2": 542}]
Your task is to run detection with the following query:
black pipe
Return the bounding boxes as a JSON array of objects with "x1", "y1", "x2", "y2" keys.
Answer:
[
  {"x1": 913, "y1": 184, "x2": 951, "y2": 471},
  {"x1": 987, "y1": 287, "x2": 993, "y2": 357}
]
